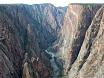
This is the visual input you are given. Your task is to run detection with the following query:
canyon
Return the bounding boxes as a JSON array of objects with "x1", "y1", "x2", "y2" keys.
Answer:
[
  {"x1": 0, "y1": 3, "x2": 104, "y2": 78},
  {"x1": 0, "y1": 4, "x2": 66, "y2": 78}
]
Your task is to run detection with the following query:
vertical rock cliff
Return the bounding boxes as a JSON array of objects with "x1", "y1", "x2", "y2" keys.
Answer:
[
  {"x1": 68, "y1": 5, "x2": 104, "y2": 78},
  {"x1": 57, "y1": 4, "x2": 101, "y2": 74},
  {"x1": 56, "y1": 4, "x2": 104, "y2": 78},
  {"x1": 30, "y1": 3, "x2": 67, "y2": 49}
]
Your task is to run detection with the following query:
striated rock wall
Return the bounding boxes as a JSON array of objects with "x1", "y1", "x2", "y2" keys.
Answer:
[
  {"x1": 68, "y1": 5, "x2": 104, "y2": 78},
  {"x1": 31, "y1": 3, "x2": 67, "y2": 49},
  {"x1": 56, "y1": 4, "x2": 104, "y2": 78},
  {"x1": 57, "y1": 4, "x2": 101, "y2": 74}
]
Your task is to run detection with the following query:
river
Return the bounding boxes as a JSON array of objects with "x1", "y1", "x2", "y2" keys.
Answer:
[{"x1": 45, "y1": 50, "x2": 60, "y2": 78}]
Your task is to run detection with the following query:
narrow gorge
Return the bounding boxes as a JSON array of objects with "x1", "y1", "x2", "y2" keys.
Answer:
[{"x1": 0, "y1": 3, "x2": 104, "y2": 78}]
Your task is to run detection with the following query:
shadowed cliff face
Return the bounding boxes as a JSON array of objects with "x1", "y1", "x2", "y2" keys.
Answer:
[
  {"x1": 0, "y1": 4, "x2": 66, "y2": 78},
  {"x1": 30, "y1": 4, "x2": 67, "y2": 49}
]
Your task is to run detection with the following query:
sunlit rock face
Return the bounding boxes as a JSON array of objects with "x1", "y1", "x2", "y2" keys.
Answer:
[
  {"x1": 55, "y1": 4, "x2": 102, "y2": 76},
  {"x1": 55, "y1": 4, "x2": 104, "y2": 78},
  {"x1": 68, "y1": 5, "x2": 104, "y2": 78},
  {"x1": 0, "y1": 4, "x2": 66, "y2": 78}
]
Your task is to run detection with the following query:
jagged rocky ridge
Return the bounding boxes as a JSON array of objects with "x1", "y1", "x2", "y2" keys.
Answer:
[
  {"x1": 55, "y1": 4, "x2": 104, "y2": 78},
  {"x1": 0, "y1": 4, "x2": 66, "y2": 78}
]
